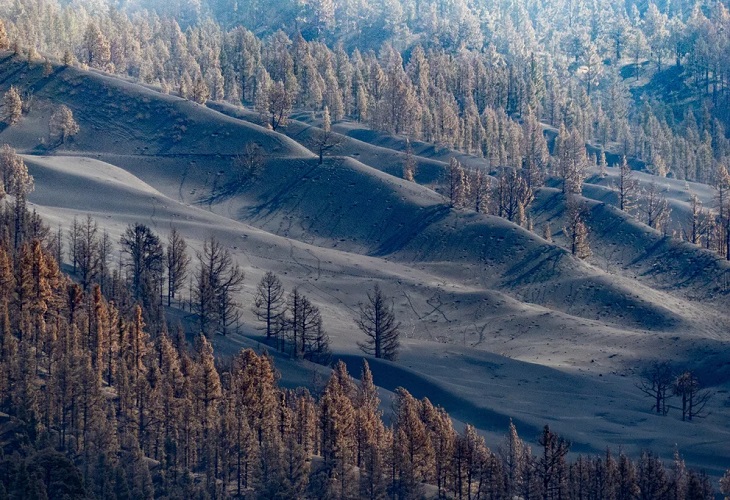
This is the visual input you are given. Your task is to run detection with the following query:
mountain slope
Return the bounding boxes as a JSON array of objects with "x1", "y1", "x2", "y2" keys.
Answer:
[{"x1": 0, "y1": 54, "x2": 728, "y2": 477}]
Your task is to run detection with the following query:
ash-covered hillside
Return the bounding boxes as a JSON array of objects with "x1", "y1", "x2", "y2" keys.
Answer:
[{"x1": 0, "y1": 0, "x2": 730, "y2": 496}]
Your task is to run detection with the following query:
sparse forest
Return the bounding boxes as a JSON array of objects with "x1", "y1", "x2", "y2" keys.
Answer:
[
  {"x1": 0, "y1": 184, "x2": 723, "y2": 497},
  {"x1": 3, "y1": 0, "x2": 730, "y2": 254},
  {"x1": 0, "y1": 0, "x2": 729, "y2": 497}
]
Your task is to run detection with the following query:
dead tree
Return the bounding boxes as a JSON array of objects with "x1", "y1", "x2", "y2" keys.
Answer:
[
  {"x1": 637, "y1": 361, "x2": 674, "y2": 415},
  {"x1": 233, "y1": 141, "x2": 264, "y2": 184},
  {"x1": 313, "y1": 106, "x2": 341, "y2": 164},
  {"x1": 673, "y1": 371, "x2": 712, "y2": 421},
  {"x1": 356, "y1": 284, "x2": 401, "y2": 361},
  {"x1": 252, "y1": 271, "x2": 286, "y2": 347}
]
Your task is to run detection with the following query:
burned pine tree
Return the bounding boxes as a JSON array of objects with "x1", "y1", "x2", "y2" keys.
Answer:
[
  {"x1": 637, "y1": 361, "x2": 674, "y2": 415},
  {"x1": 356, "y1": 284, "x2": 401, "y2": 361}
]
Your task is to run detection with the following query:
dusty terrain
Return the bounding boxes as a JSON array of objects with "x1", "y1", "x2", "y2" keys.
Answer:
[{"x1": 1, "y1": 54, "x2": 728, "y2": 477}]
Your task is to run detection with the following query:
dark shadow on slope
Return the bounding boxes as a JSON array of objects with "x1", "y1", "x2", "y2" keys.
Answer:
[
  {"x1": 241, "y1": 160, "x2": 322, "y2": 220},
  {"x1": 0, "y1": 61, "x2": 28, "y2": 88},
  {"x1": 332, "y1": 354, "x2": 595, "y2": 455},
  {"x1": 27, "y1": 66, "x2": 66, "y2": 94},
  {"x1": 500, "y1": 247, "x2": 567, "y2": 287},
  {"x1": 198, "y1": 174, "x2": 254, "y2": 206},
  {"x1": 588, "y1": 202, "x2": 730, "y2": 298},
  {"x1": 334, "y1": 353, "x2": 531, "y2": 432},
  {"x1": 371, "y1": 204, "x2": 451, "y2": 257}
]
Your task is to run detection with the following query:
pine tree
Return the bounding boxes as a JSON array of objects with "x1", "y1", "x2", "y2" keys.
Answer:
[
  {"x1": 638, "y1": 361, "x2": 674, "y2": 416},
  {"x1": 458, "y1": 423, "x2": 494, "y2": 499},
  {"x1": 354, "y1": 360, "x2": 380, "y2": 466},
  {"x1": 0, "y1": 299, "x2": 17, "y2": 413},
  {"x1": 123, "y1": 306, "x2": 150, "y2": 396},
  {"x1": 673, "y1": 371, "x2": 712, "y2": 421},
  {"x1": 500, "y1": 420, "x2": 527, "y2": 498},
  {"x1": 43, "y1": 58, "x2": 52, "y2": 77},
  {"x1": 78, "y1": 351, "x2": 105, "y2": 456},
  {"x1": 555, "y1": 125, "x2": 587, "y2": 195},
  {"x1": 231, "y1": 349, "x2": 280, "y2": 449},
  {"x1": 314, "y1": 105, "x2": 339, "y2": 164},
  {"x1": 0, "y1": 20, "x2": 9, "y2": 50},
  {"x1": 90, "y1": 285, "x2": 108, "y2": 382},
  {"x1": 126, "y1": 444, "x2": 154, "y2": 499},
  {"x1": 252, "y1": 271, "x2": 286, "y2": 347},
  {"x1": 278, "y1": 391, "x2": 310, "y2": 497},
  {"x1": 192, "y1": 77, "x2": 210, "y2": 104},
  {"x1": 447, "y1": 157, "x2": 468, "y2": 208},
  {"x1": 421, "y1": 398, "x2": 455, "y2": 497},
  {"x1": 642, "y1": 182, "x2": 670, "y2": 232},
  {"x1": 62, "y1": 50, "x2": 74, "y2": 67},
  {"x1": 403, "y1": 139, "x2": 417, "y2": 182},
  {"x1": 193, "y1": 334, "x2": 222, "y2": 485},
  {"x1": 267, "y1": 80, "x2": 292, "y2": 130},
  {"x1": 308, "y1": 316, "x2": 331, "y2": 365},
  {"x1": 120, "y1": 223, "x2": 163, "y2": 313},
  {"x1": 595, "y1": 449, "x2": 619, "y2": 500},
  {"x1": 516, "y1": 201, "x2": 527, "y2": 227},
  {"x1": 155, "y1": 331, "x2": 183, "y2": 462},
  {"x1": 570, "y1": 455, "x2": 592, "y2": 499},
  {"x1": 686, "y1": 470, "x2": 714, "y2": 499},
  {"x1": 14, "y1": 324, "x2": 39, "y2": 424},
  {"x1": 234, "y1": 141, "x2": 264, "y2": 185},
  {"x1": 564, "y1": 199, "x2": 591, "y2": 259},
  {"x1": 720, "y1": 469, "x2": 730, "y2": 499},
  {"x1": 49, "y1": 105, "x2": 80, "y2": 144},
  {"x1": 165, "y1": 227, "x2": 189, "y2": 307},
  {"x1": 356, "y1": 84, "x2": 369, "y2": 122},
  {"x1": 0, "y1": 145, "x2": 14, "y2": 196},
  {"x1": 392, "y1": 387, "x2": 433, "y2": 498},
  {"x1": 3, "y1": 86, "x2": 22, "y2": 125},
  {"x1": 67, "y1": 216, "x2": 80, "y2": 275},
  {"x1": 290, "y1": 388, "x2": 316, "y2": 457},
  {"x1": 537, "y1": 425, "x2": 570, "y2": 499},
  {"x1": 669, "y1": 449, "x2": 688, "y2": 499},
  {"x1": 6, "y1": 149, "x2": 33, "y2": 249},
  {"x1": 318, "y1": 362, "x2": 357, "y2": 498},
  {"x1": 495, "y1": 168, "x2": 532, "y2": 222},
  {"x1": 227, "y1": 385, "x2": 258, "y2": 495},
  {"x1": 97, "y1": 229, "x2": 110, "y2": 293},
  {"x1": 194, "y1": 236, "x2": 244, "y2": 336},
  {"x1": 652, "y1": 154, "x2": 668, "y2": 178},
  {"x1": 283, "y1": 287, "x2": 322, "y2": 359},
  {"x1": 28, "y1": 240, "x2": 56, "y2": 376},
  {"x1": 469, "y1": 168, "x2": 491, "y2": 214},
  {"x1": 77, "y1": 215, "x2": 99, "y2": 290},
  {"x1": 522, "y1": 110, "x2": 548, "y2": 191},
  {"x1": 356, "y1": 284, "x2": 400, "y2": 361},
  {"x1": 617, "y1": 156, "x2": 638, "y2": 213},
  {"x1": 715, "y1": 163, "x2": 730, "y2": 255},
  {"x1": 687, "y1": 194, "x2": 704, "y2": 245},
  {"x1": 178, "y1": 72, "x2": 193, "y2": 100},
  {"x1": 638, "y1": 451, "x2": 669, "y2": 499},
  {"x1": 543, "y1": 222, "x2": 553, "y2": 242},
  {"x1": 359, "y1": 424, "x2": 388, "y2": 500},
  {"x1": 599, "y1": 149, "x2": 608, "y2": 178},
  {"x1": 84, "y1": 22, "x2": 111, "y2": 70}
]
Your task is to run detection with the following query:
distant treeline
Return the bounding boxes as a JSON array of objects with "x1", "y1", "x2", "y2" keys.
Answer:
[{"x1": 2, "y1": 0, "x2": 730, "y2": 185}]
